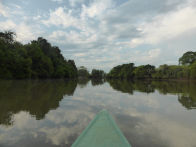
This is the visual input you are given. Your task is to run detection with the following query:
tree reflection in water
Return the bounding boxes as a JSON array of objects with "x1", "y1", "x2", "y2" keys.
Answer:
[
  {"x1": 0, "y1": 79, "x2": 77, "y2": 126},
  {"x1": 0, "y1": 79, "x2": 196, "y2": 147},
  {"x1": 107, "y1": 80, "x2": 196, "y2": 109}
]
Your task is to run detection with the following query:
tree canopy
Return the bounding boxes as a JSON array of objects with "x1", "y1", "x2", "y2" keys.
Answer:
[
  {"x1": 107, "y1": 51, "x2": 196, "y2": 80},
  {"x1": 0, "y1": 31, "x2": 77, "y2": 79},
  {"x1": 77, "y1": 66, "x2": 90, "y2": 78},
  {"x1": 179, "y1": 51, "x2": 196, "y2": 65},
  {"x1": 0, "y1": 31, "x2": 195, "y2": 80},
  {"x1": 134, "y1": 64, "x2": 155, "y2": 79},
  {"x1": 91, "y1": 69, "x2": 105, "y2": 79},
  {"x1": 107, "y1": 63, "x2": 135, "y2": 79}
]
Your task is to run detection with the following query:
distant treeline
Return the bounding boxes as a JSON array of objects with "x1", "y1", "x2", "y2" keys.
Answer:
[
  {"x1": 1, "y1": 31, "x2": 196, "y2": 80},
  {"x1": 0, "y1": 31, "x2": 77, "y2": 79},
  {"x1": 77, "y1": 66, "x2": 106, "y2": 79},
  {"x1": 107, "y1": 51, "x2": 196, "y2": 80}
]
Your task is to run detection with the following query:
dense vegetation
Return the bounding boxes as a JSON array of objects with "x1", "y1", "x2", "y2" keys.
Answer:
[
  {"x1": 107, "y1": 63, "x2": 135, "y2": 79},
  {"x1": 77, "y1": 66, "x2": 105, "y2": 79},
  {"x1": 91, "y1": 69, "x2": 105, "y2": 79},
  {"x1": 77, "y1": 66, "x2": 90, "y2": 78},
  {"x1": 107, "y1": 51, "x2": 196, "y2": 80},
  {"x1": 107, "y1": 79, "x2": 196, "y2": 109},
  {"x1": 0, "y1": 31, "x2": 77, "y2": 79},
  {"x1": 0, "y1": 31, "x2": 195, "y2": 80}
]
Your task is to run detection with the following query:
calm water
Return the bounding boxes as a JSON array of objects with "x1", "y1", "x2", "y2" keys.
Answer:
[{"x1": 0, "y1": 79, "x2": 196, "y2": 147}]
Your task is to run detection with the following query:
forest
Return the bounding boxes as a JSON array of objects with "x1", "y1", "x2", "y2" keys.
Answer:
[
  {"x1": 0, "y1": 31, "x2": 77, "y2": 79},
  {"x1": 107, "y1": 51, "x2": 196, "y2": 80},
  {"x1": 0, "y1": 31, "x2": 195, "y2": 80}
]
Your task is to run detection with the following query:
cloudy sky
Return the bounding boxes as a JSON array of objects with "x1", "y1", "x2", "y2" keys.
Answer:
[{"x1": 0, "y1": 0, "x2": 196, "y2": 71}]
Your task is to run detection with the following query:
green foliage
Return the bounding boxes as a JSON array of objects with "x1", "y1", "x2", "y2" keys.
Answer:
[
  {"x1": 0, "y1": 30, "x2": 195, "y2": 80},
  {"x1": 78, "y1": 66, "x2": 90, "y2": 78},
  {"x1": 134, "y1": 64, "x2": 155, "y2": 79},
  {"x1": 0, "y1": 31, "x2": 16, "y2": 44},
  {"x1": 190, "y1": 61, "x2": 196, "y2": 79},
  {"x1": 152, "y1": 64, "x2": 191, "y2": 79},
  {"x1": 153, "y1": 65, "x2": 182, "y2": 79},
  {"x1": 0, "y1": 36, "x2": 32, "y2": 79},
  {"x1": 107, "y1": 51, "x2": 196, "y2": 80},
  {"x1": 91, "y1": 69, "x2": 105, "y2": 79},
  {"x1": 107, "y1": 63, "x2": 135, "y2": 79},
  {"x1": 108, "y1": 61, "x2": 194, "y2": 80},
  {"x1": 0, "y1": 31, "x2": 77, "y2": 79},
  {"x1": 179, "y1": 51, "x2": 196, "y2": 65}
]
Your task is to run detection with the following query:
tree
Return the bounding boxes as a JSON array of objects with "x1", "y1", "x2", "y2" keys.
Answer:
[
  {"x1": 10, "y1": 42, "x2": 32, "y2": 78},
  {"x1": 0, "y1": 31, "x2": 16, "y2": 44},
  {"x1": 134, "y1": 64, "x2": 155, "y2": 79},
  {"x1": 153, "y1": 64, "x2": 185, "y2": 79},
  {"x1": 25, "y1": 42, "x2": 54, "y2": 78},
  {"x1": 91, "y1": 69, "x2": 105, "y2": 79},
  {"x1": 78, "y1": 66, "x2": 90, "y2": 78},
  {"x1": 0, "y1": 32, "x2": 32, "y2": 79},
  {"x1": 67, "y1": 60, "x2": 78, "y2": 78},
  {"x1": 190, "y1": 61, "x2": 196, "y2": 79},
  {"x1": 179, "y1": 51, "x2": 196, "y2": 65},
  {"x1": 0, "y1": 31, "x2": 77, "y2": 79},
  {"x1": 107, "y1": 63, "x2": 135, "y2": 79}
]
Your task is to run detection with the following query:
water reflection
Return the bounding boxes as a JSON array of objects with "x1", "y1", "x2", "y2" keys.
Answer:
[
  {"x1": 91, "y1": 78, "x2": 105, "y2": 86},
  {"x1": 108, "y1": 80, "x2": 196, "y2": 109},
  {"x1": 77, "y1": 78, "x2": 90, "y2": 88},
  {"x1": 0, "y1": 79, "x2": 77, "y2": 126},
  {"x1": 0, "y1": 79, "x2": 196, "y2": 147}
]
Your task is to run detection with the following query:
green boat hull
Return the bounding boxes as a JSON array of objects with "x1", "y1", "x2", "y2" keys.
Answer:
[{"x1": 72, "y1": 110, "x2": 131, "y2": 147}]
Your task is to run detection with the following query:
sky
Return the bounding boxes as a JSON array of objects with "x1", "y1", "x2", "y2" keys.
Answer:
[{"x1": 0, "y1": 0, "x2": 196, "y2": 71}]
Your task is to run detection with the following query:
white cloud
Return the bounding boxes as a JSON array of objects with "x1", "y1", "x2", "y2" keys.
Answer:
[
  {"x1": 51, "y1": 0, "x2": 63, "y2": 2},
  {"x1": 0, "y1": 20, "x2": 40, "y2": 43},
  {"x1": 0, "y1": 20, "x2": 16, "y2": 30},
  {"x1": 8, "y1": 3, "x2": 21, "y2": 9},
  {"x1": 69, "y1": 0, "x2": 85, "y2": 7},
  {"x1": 0, "y1": 1, "x2": 24, "y2": 18},
  {"x1": 130, "y1": 5, "x2": 196, "y2": 47},
  {"x1": 125, "y1": 48, "x2": 162, "y2": 66},
  {"x1": 81, "y1": 0, "x2": 113, "y2": 18},
  {"x1": 0, "y1": 2, "x2": 9, "y2": 17},
  {"x1": 1, "y1": 0, "x2": 195, "y2": 70},
  {"x1": 142, "y1": 113, "x2": 196, "y2": 147},
  {"x1": 42, "y1": 7, "x2": 80, "y2": 29},
  {"x1": 49, "y1": 29, "x2": 97, "y2": 45},
  {"x1": 16, "y1": 23, "x2": 38, "y2": 43},
  {"x1": 74, "y1": 53, "x2": 86, "y2": 57},
  {"x1": 33, "y1": 15, "x2": 41, "y2": 20},
  {"x1": 148, "y1": 48, "x2": 161, "y2": 59}
]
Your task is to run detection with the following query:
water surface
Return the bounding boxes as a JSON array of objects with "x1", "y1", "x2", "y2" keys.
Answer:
[{"x1": 0, "y1": 79, "x2": 196, "y2": 147}]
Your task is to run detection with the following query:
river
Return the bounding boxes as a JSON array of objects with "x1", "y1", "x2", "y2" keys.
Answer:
[{"x1": 0, "y1": 79, "x2": 196, "y2": 147}]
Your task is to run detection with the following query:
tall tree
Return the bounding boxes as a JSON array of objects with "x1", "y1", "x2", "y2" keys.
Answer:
[
  {"x1": 0, "y1": 31, "x2": 77, "y2": 79},
  {"x1": 179, "y1": 51, "x2": 196, "y2": 65}
]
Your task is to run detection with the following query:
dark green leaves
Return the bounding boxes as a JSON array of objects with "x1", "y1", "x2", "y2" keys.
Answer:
[{"x1": 0, "y1": 31, "x2": 77, "y2": 79}]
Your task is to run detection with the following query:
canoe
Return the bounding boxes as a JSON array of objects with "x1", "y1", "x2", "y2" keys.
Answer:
[{"x1": 72, "y1": 110, "x2": 131, "y2": 147}]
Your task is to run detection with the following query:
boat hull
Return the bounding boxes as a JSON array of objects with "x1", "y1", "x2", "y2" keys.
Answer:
[{"x1": 72, "y1": 110, "x2": 131, "y2": 147}]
